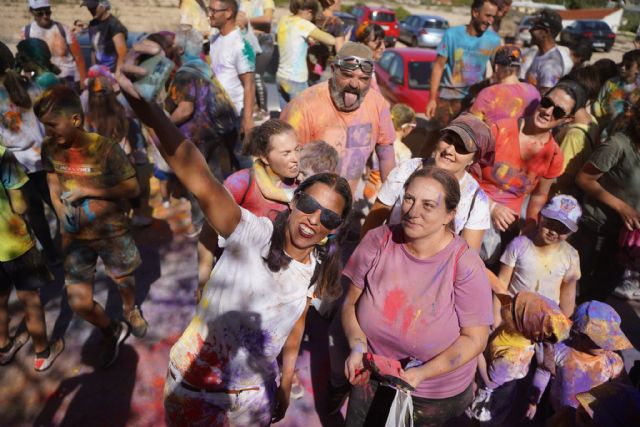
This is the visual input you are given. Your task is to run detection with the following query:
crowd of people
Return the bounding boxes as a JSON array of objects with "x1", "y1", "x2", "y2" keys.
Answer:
[{"x1": 1, "y1": 0, "x2": 640, "y2": 425}]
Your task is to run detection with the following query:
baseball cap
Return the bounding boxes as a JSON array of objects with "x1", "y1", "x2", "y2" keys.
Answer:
[
  {"x1": 531, "y1": 9, "x2": 563, "y2": 38},
  {"x1": 540, "y1": 194, "x2": 582, "y2": 233},
  {"x1": 440, "y1": 112, "x2": 491, "y2": 154},
  {"x1": 28, "y1": 0, "x2": 50, "y2": 9},
  {"x1": 572, "y1": 301, "x2": 633, "y2": 351},
  {"x1": 492, "y1": 45, "x2": 522, "y2": 67},
  {"x1": 81, "y1": 0, "x2": 110, "y2": 9}
]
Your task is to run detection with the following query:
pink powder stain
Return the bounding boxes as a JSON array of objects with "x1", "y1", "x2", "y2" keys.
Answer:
[
  {"x1": 383, "y1": 289, "x2": 407, "y2": 322},
  {"x1": 402, "y1": 307, "x2": 416, "y2": 334}
]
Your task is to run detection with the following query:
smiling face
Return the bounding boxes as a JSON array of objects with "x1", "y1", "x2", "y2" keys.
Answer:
[
  {"x1": 533, "y1": 88, "x2": 575, "y2": 131},
  {"x1": 535, "y1": 216, "x2": 571, "y2": 246},
  {"x1": 39, "y1": 110, "x2": 82, "y2": 146},
  {"x1": 260, "y1": 130, "x2": 301, "y2": 179},
  {"x1": 471, "y1": 1, "x2": 497, "y2": 35},
  {"x1": 365, "y1": 36, "x2": 385, "y2": 61},
  {"x1": 329, "y1": 66, "x2": 372, "y2": 112},
  {"x1": 286, "y1": 182, "x2": 346, "y2": 251},
  {"x1": 32, "y1": 8, "x2": 53, "y2": 28},
  {"x1": 401, "y1": 176, "x2": 455, "y2": 241},
  {"x1": 432, "y1": 133, "x2": 475, "y2": 178},
  {"x1": 208, "y1": 0, "x2": 230, "y2": 29}
]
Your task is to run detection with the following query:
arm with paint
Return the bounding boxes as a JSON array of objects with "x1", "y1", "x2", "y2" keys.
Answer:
[
  {"x1": 342, "y1": 283, "x2": 370, "y2": 385},
  {"x1": 524, "y1": 177, "x2": 554, "y2": 229},
  {"x1": 239, "y1": 72, "x2": 256, "y2": 135},
  {"x1": 273, "y1": 304, "x2": 310, "y2": 422},
  {"x1": 113, "y1": 32, "x2": 127, "y2": 74},
  {"x1": 116, "y1": 40, "x2": 242, "y2": 238},
  {"x1": 169, "y1": 101, "x2": 195, "y2": 126},
  {"x1": 46, "y1": 172, "x2": 66, "y2": 222}
]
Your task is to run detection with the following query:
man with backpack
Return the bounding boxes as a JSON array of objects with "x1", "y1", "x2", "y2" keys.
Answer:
[{"x1": 21, "y1": 0, "x2": 87, "y2": 91}]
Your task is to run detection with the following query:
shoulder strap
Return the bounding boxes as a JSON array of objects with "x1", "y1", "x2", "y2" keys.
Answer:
[
  {"x1": 25, "y1": 23, "x2": 31, "y2": 39},
  {"x1": 573, "y1": 125, "x2": 595, "y2": 150},
  {"x1": 465, "y1": 186, "x2": 481, "y2": 227}
]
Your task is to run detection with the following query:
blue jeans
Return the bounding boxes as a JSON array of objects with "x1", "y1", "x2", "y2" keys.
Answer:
[{"x1": 276, "y1": 77, "x2": 308, "y2": 110}]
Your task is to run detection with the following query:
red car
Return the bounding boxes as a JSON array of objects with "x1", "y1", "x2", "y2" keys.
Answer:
[
  {"x1": 350, "y1": 5, "x2": 399, "y2": 47},
  {"x1": 375, "y1": 48, "x2": 437, "y2": 114}
]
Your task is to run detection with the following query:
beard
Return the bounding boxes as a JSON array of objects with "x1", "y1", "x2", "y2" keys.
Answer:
[{"x1": 329, "y1": 77, "x2": 370, "y2": 112}]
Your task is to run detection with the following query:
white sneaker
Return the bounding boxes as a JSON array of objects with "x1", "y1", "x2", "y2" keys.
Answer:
[
  {"x1": 613, "y1": 279, "x2": 640, "y2": 301},
  {"x1": 0, "y1": 332, "x2": 29, "y2": 365}
]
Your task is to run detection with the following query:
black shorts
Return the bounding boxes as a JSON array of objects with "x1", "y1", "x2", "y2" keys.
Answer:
[{"x1": 0, "y1": 246, "x2": 53, "y2": 292}]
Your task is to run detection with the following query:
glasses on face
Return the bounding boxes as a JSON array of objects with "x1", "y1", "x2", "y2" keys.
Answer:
[
  {"x1": 335, "y1": 56, "x2": 374, "y2": 74},
  {"x1": 207, "y1": 7, "x2": 228, "y2": 15},
  {"x1": 442, "y1": 132, "x2": 473, "y2": 155},
  {"x1": 294, "y1": 192, "x2": 343, "y2": 230},
  {"x1": 539, "y1": 96, "x2": 569, "y2": 120},
  {"x1": 33, "y1": 8, "x2": 52, "y2": 17}
]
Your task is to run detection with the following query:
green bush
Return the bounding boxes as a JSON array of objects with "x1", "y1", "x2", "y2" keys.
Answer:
[
  {"x1": 394, "y1": 6, "x2": 411, "y2": 22},
  {"x1": 621, "y1": 11, "x2": 640, "y2": 33}
]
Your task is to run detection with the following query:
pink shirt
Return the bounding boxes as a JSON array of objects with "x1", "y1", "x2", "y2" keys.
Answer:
[
  {"x1": 343, "y1": 225, "x2": 493, "y2": 399},
  {"x1": 470, "y1": 82, "x2": 540, "y2": 125},
  {"x1": 223, "y1": 168, "x2": 291, "y2": 221}
]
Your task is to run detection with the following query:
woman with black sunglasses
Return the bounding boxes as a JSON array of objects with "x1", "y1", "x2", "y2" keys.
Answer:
[
  {"x1": 471, "y1": 81, "x2": 586, "y2": 264},
  {"x1": 115, "y1": 39, "x2": 353, "y2": 426}
]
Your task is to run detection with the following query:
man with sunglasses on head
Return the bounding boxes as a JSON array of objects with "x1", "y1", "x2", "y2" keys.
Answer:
[
  {"x1": 425, "y1": 0, "x2": 501, "y2": 128},
  {"x1": 523, "y1": 9, "x2": 569, "y2": 94},
  {"x1": 281, "y1": 42, "x2": 396, "y2": 195},
  {"x1": 81, "y1": 0, "x2": 128, "y2": 74},
  {"x1": 21, "y1": 0, "x2": 86, "y2": 91}
]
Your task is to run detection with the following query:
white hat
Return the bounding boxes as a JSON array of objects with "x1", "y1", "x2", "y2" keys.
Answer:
[
  {"x1": 28, "y1": 0, "x2": 51, "y2": 9},
  {"x1": 540, "y1": 194, "x2": 582, "y2": 232}
]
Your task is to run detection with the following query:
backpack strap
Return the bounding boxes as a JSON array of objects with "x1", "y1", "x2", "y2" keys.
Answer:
[
  {"x1": 25, "y1": 23, "x2": 31, "y2": 39},
  {"x1": 25, "y1": 21, "x2": 71, "y2": 56},
  {"x1": 465, "y1": 186, "x2": 480, "y2": 228}
]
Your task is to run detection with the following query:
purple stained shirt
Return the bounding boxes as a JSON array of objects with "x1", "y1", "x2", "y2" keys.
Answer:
[
  {"x1": 470, "y1": 82, "x2": 541, "y2": 125},
  {"x1": 343, "y1": 225, "x2": 493, "y2": 399}
]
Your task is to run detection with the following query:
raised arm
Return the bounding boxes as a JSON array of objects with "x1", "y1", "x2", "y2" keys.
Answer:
[{"x1": 309, "y1": 28, "x2": 336, "y2": 46}]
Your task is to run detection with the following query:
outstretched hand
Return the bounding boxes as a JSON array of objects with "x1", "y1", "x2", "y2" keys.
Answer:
[{"x1": 115, "y1": 39, "x2": 164, "y2": 101}]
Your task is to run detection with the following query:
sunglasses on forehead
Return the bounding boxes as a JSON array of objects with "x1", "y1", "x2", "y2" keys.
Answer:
[
  {"x1": 294, "y1": 192, "x2": 343, "y2": 230},
  {"x1": 539, "y1": 96, "x2": 569, "y2": 120},
  {"x1": 335, "y1": 56, "x2": 374, "y2": 74}
]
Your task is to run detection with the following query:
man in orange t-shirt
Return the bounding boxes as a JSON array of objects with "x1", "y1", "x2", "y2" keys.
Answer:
[{"x1": 281, "y1": 42, "x2": 395, "y2": 194}]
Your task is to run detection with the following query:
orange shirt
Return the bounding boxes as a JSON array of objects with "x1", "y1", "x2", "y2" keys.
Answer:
[{"x1": 473, "y1": 118, "x2": 564, "y2": 213}]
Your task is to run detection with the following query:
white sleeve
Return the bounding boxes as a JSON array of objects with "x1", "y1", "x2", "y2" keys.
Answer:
[
  {"x1": 464, "y1": 188, "x2": 491, "y2": 231},
  {"x1": 499, "y1": 237, "x2": 521, "y2": 268},
  {"x1": 376, "y1": 158, "x2": 421, "y2": 206},
  {"x1": 225, "y1": 207, "x2": 273, "y2": 248}
]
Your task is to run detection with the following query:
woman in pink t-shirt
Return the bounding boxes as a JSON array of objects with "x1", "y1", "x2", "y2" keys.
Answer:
[{"x1": 342, "y1": 166, "x2": 493, "y2": 426}]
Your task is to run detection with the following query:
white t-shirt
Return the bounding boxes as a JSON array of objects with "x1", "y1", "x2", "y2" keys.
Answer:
[
  {"x1": 276, "y1": 15, "x2": 317, "y2": 83},
  {"x1": 169, "y1": 208, "x2": 316, "y2": 388},
  {"x1": 556, "y1": 45, "x2": 574, "y2": 76},
  {"x1": 377, "y1": 158, "x2": 491, "y2": 234},
  {"x1": 0, "y1": 85, "x2": 45, "y2": 173},
  {"x1": 524, "y1": 46, "x2": 567, "y2": 91},
  {"x1": 210, "y1": 29, "x2": 256, "y2": 114},
  {"x1": 500, "y1": 235, "x2": 581, "y2": 304},
  {"x1": 22, "y1": 21, "x2": 77, "y2": 80}
]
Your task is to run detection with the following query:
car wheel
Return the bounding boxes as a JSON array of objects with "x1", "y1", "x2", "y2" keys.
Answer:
[{"x1": 605, "y1": 44, "x2": 613, "y2": 52}]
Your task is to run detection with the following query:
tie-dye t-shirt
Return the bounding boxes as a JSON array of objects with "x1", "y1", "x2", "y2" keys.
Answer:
[
  {"x1": 593, "y1": 76, "x2": 640, "y2": 120},
  {"x1": 21, "y1": 21, "x2": 77, "y2": 80},
  {"x1": 88, "y1": 15, "x2": 127, "y2": 72},
  {"x1": 487, "y1": 327, "x2": 535, "y2": 386},
  {"x1": 276, "y1": 15, "x2": 318, "y2": 83},
  {"x1": 0, "y1": 146, "x2": 34, "y2": 262},
  {"x1": 169, "y1": 208, "x2": 316, "y2": 389},
  {"x1": 343, "y1": 225, "x2": 493, "y2": 399},
  {"x1": 0, "y1": 85, "x2": 45, "y2": 173},
  {"x1": 436, "y1": 25, "x2": 501, "y2": 100},
  {"x1": 474, "y1": 118, "x2": 564, "y2": 213},
  {"x1": 524, "y1": 47, "x2": 566, "y2": 91},
  {"x1": 41, "y1": 133, "x2": 136, "y2": 240},
  {"x1": 165, "y1": 60, "x2": 239, "y2": 144},
  {"x1": 281, "y1": 81, "x2": 395, "y2": 191},
  {"x1": 470, "y1": 82, "x2": 540, "y2": 125},
  {"x1": 210, "y1": 29, "x2": 256, "y2": 114},
  {"x1": 500, "y1": 235, "x2": 581, "y2": 304},
  {"x1": 542, "y1": 343, "x2": 624, "y2": 410}
]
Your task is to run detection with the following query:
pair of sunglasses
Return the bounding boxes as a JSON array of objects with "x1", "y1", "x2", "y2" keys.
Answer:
[
  {"x1": 335, "y1": 56, "x2": 374, "y2": 74},
  {"x1": 539, "y1": 96, "x2": 569, "y2": 120},
  {"x1": 294, "y1": 192, "x2": 343, "y2": 230},
  {"x1": 33, "y1": 8, "x2": 52, "y2": 17}
]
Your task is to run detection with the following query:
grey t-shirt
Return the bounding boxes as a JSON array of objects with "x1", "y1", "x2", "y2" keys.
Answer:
[
  {"x1": 524, "y1": 46, "x2": 566, "y2": 92},
  {"x1": 581, "y1": 132, "x2": 640, "y2": 234}
]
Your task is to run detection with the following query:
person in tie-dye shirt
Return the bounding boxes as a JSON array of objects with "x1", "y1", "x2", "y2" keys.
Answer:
[
  {"x1": 425, "y1": 0, "x2": 501, "y2": 127},
  {"x1": 593, "y1": 50, "x2": 640, "y2": 130}
]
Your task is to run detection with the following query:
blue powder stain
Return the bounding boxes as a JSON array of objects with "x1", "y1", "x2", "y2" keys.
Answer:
[{"x1": 82, "y1": 200, "x2": 97, "y2": 222}]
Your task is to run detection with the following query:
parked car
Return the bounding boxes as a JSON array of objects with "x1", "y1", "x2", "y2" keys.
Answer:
[
  {"x1": 375, "y1": 48, "x2": 436, "y2": 114},
  {"x1": 560, "y1": 20, "x2": 615, "y2": 52},
  {"x1": 398, "y1": 14, "x2": 448, "y2": 48},
  {"x1": 515, "y1": 15, "x2": 534, "y2": 46},
  {"x1": 350, "y1": 5, "x2": 399, "y2": 47}
]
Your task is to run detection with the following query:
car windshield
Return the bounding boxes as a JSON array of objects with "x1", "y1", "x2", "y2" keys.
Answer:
[
  {"x1": 423, "y1": 20, "x2": 446, "y2": 29},
  {"x1": 371, "y1": 12, "x2": 395, "y2": 22},
  {"x1": 408, "y1": 61, "x2": 431, "y2": 90},
  {"x1": 581, "y1": 21, "x2": 610, "y2": 30}
]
